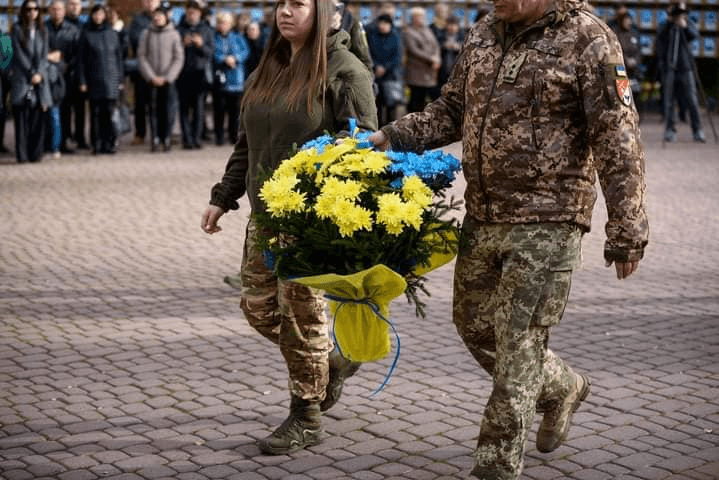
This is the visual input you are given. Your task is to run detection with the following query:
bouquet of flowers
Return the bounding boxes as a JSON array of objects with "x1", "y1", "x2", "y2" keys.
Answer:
[{"x1": 255, "y1": 121, "x2": 462, "y2": 393}]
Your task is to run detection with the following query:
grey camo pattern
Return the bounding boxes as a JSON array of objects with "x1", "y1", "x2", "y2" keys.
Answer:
[{"x1": 454, "y1": 220, "x2": 580, "y2": 478}]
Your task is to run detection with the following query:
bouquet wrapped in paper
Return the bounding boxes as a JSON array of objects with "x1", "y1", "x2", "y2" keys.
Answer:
[{"x1": 255, "y1": 121, "x2": 461, "y2": 393}]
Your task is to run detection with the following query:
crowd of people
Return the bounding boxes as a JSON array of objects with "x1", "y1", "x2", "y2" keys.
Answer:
[
  {"x1": 0, "y1": 0, "x2": 496, "y2": 163},
  {"x1": 0, "y1": 0, "x2": 268, "y2": 162}
]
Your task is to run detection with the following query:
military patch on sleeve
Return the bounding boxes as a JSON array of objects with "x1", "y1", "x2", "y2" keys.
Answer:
[{"x1": 611, "y1": 63, "x2": 632, "y2": 106}]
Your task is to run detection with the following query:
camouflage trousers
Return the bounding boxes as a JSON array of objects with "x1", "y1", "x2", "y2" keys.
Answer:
[
  {"x1": 453, "y1": 218, "x2": 582, "y2": 479},
  {"x1": 239, "y1": 217, "x2": 331, "y2": 402}
]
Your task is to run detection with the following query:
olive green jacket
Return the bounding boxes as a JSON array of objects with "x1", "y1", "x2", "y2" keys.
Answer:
[{"x1": 210, "y1": 30, "x2": 378, "y2": 213}]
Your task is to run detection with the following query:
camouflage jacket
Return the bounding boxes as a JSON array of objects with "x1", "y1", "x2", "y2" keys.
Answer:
[{"x1": 381, "y1": 0, "x2": 648, "y2": 263}]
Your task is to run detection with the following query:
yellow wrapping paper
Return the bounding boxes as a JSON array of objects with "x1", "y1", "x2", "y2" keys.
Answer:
[
  {"x1": 293, "y1": 264, "x2": 406, "y2": 363},
  {"x1": 291, "y1": 227, "x2": 458, "y2": 364}
]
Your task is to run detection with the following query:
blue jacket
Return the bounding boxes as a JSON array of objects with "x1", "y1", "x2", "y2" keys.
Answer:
[
  {"x1": 213, "y1": 30, "x2": 249, "y2": 93},
  {"x1": 366, "y1": 24, "x2": 402, "y2": 81}
]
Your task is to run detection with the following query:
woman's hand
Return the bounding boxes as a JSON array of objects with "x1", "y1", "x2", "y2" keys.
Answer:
[
  {"x1": 79, "y1": 84, "x2": 88, "y2": 93},
  {"x1": 31, "y1": 73, "x2": 42, "y2": 85},
  {"x1": 201, "y1": 205, "x2": 226, "y2": 234}
]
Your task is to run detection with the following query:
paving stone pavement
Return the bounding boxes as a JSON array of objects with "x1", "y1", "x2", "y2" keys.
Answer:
[{"x1": 1, "y1": 114, "x2": 718, "y2": 480}]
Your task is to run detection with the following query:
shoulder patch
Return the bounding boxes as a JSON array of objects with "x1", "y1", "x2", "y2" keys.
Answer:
[{"x1": 610, "y1": 63, "x2": 632, "y2": 106}]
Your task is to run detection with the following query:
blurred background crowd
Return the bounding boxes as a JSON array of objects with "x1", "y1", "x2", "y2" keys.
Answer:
[{"x1": 0, "y1": 0, "x2": 715, "y2": 163}]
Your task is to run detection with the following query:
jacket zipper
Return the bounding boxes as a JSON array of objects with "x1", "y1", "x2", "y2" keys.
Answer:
[{"x1": 477, "y1": 20, "x2": 550, "y2": 219}]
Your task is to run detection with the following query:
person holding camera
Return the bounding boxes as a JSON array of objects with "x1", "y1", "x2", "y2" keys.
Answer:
[{"x1": 655, "y1": 2, "x2": 705, "y2": 143}]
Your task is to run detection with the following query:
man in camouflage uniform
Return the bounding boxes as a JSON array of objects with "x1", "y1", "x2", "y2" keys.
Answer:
[{"x1": 368, "y1": 0, "x2": 649, "y2": 477}]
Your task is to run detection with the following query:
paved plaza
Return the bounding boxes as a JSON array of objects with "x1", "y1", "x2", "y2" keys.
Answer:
[{"x1": 1, "y1": 114, "x2": 719, "y2": 480}]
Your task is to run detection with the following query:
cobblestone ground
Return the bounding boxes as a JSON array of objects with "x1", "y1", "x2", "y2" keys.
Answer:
[{"x1": 1, "y1": 115, "x2": 718, "y2": 480}]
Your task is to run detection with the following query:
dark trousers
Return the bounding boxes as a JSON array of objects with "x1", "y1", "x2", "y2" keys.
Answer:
[
  {"x1": 62, "y1": 88, "x2": 87, "y2": 146},
  {"x1": 213, "y1": 89, "x2": 241, "y2": 145},
  {"x1": 178, "y1": 73, "x2": 205, "y2": 146},
  {"x1": 663, "y1": 69, "x2": 702, "y2": 134},
  {"x1": 13, "y1": 104, "x2": 46, "y2": 162},
  {"x1": 89, "y1": 98, "x2": 116, "y2": 153},
  {"x1": 407, "y1": 85, "x2": 433, "y2": 113},
  {"x1": 149, "y1": 85, "x2": 172, "y2": 144},
  {"x1": 0, "y1": 74, "x2": 10, "y2": 149},
  {"x1": 132, "y1": 73, "x2": 151, "y2": 139}
]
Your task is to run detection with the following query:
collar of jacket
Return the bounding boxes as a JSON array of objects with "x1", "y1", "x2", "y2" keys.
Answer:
[
  {"x1": 151, "y1": 23, "x2": 175, "y2": 33},
  {"x1": 488, "y1": 0, "x2": 586, "y2": 45}
]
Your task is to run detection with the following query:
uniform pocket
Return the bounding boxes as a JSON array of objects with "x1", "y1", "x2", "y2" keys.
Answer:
[{"x1": 530, "y1": 226, "x2": 582, "y2": 327}]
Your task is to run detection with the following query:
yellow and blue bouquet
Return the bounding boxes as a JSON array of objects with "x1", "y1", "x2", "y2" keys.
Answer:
[{"x1": 255, "y1": 121, "x2": 461, "y2": 393}]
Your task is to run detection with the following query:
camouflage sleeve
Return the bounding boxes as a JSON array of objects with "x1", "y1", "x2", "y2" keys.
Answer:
[
  {"x1": 578, "y1": 33, "x2": 649, "y2": 263},
  {"x1": 380, "y1": 44, "x2": 466, "y2": 152}
]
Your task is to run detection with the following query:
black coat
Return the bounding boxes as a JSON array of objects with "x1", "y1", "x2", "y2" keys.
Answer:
[
  {"x1": 78, "y1": 22, "x2": 124, "y2": 100},
  {"x1": 127, "y1": 12, "x2": 152, "y2": 56},
  {"x1": 655, "y1": 19, "x2": 700, "y2": 75},
  {"x1": 177, "y1": 16, "x2": 213, "y2": 76},
  {"x1": 8, "y1": 22, "x2": 52, "y2": 108},
  {"x1": 45, "y1": 19, "x2": 79, "y2": 82}
]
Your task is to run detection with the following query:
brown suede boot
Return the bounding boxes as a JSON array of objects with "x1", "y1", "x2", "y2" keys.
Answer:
[
  {"x1": 536, "y1": 373, "x2": 591, "y2": 453},
  {"x1": 258, "y1": 396, "x2": 322, "y2": 455}
]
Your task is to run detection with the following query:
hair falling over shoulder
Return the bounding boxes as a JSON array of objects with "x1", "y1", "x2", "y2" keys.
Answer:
[{"x1": 242, "y1": 0, "x2": 334, "y2": 113}]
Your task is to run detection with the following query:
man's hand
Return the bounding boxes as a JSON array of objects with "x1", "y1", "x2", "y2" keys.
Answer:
[
  {"x1": 608, "y1": 260, "x2": 640, "y2": 280},
  {"x1": 367, "y1": 130, "x2": 390, "y2": 151}
]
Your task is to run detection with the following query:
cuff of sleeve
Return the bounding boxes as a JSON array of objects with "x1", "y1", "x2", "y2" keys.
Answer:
[
  {"x1": 380, "y1": 125, "x2": 424, "y2": 153},
  {"x1": 604, "y1": 245, "x2": 645, "y2": 263},
  {"x1": 210, "y1": 183, "x2": 242, "y2": 211}
]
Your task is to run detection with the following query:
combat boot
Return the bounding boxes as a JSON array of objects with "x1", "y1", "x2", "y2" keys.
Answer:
[
  {"x1": 258, "y1": 396, "x2": 322, "y2": 455},
  {"x1": 536, "y1": 372, "x2": 591, "y2": 453},
  {"x1": 320, "y1": 347, "x2": 361, "y2": 412}
]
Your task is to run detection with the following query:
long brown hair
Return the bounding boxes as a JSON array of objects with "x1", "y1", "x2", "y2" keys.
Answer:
[
  {"x1": 19, "y1": 0, "x2": 45, "y2": 47},
  {"x1": 242, "y1": 0, "x2": 333, "y2": 113}
]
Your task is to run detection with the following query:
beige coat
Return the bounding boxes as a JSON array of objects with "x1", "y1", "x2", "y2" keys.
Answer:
[
  {"x1": 137, "y1": 23, "x2": 184, "y2": 84},
  {"x1": 403, "y1": 24, "x2": 440, "y2": 88}
]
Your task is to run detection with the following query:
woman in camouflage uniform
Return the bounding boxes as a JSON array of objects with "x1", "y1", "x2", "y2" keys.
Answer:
[{"x1": 201, "y1": 0, "x2": 377, "y2": 456}]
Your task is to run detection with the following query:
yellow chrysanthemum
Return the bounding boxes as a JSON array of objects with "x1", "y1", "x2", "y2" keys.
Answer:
[
  {"x1": 401, "y1": 202, "x2": 424, "y2": 230},
  {"x1": 314, "y1": 194, "x2": 336, "y2": 219},
  {"x1": 376, "y1": 193, "x2": 406, "y2": 235},
  {"x1": 330, "y1": 200, "x2": 373, "y2": 237},
  {"x1": 402, "y1": 176, "x2": 433, "y2": 209},
  {"x1": 361, "y1": 151, "x2": 391, "y2": 175},
  {"x1": 260, "y1": 174, "x2": 299, "y2": 201},
  {"x1": 287, "y1": 148, "x2": 320, "y2": 175},
  {"x1": 265, "y1": 190, "x2": 306, "y2": 217},
  {"x1": 321, "y1": 177, "x2": 364, "y2": 200}
]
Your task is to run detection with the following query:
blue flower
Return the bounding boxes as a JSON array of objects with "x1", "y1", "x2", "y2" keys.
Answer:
[
  {"x1": 301, "y1": 134, "x2": 335, "y2": 153},
  {"x1": 386, "y1": 149, "x2": 462, "y2": 190}
]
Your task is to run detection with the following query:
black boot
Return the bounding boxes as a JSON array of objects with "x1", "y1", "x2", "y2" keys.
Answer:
[
  {"x1": 258, "y1": 396, "x2": 322, "y2": 455},
  {"x1": 320, "y1": 348, "x2": 360, "y2": 412}
]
